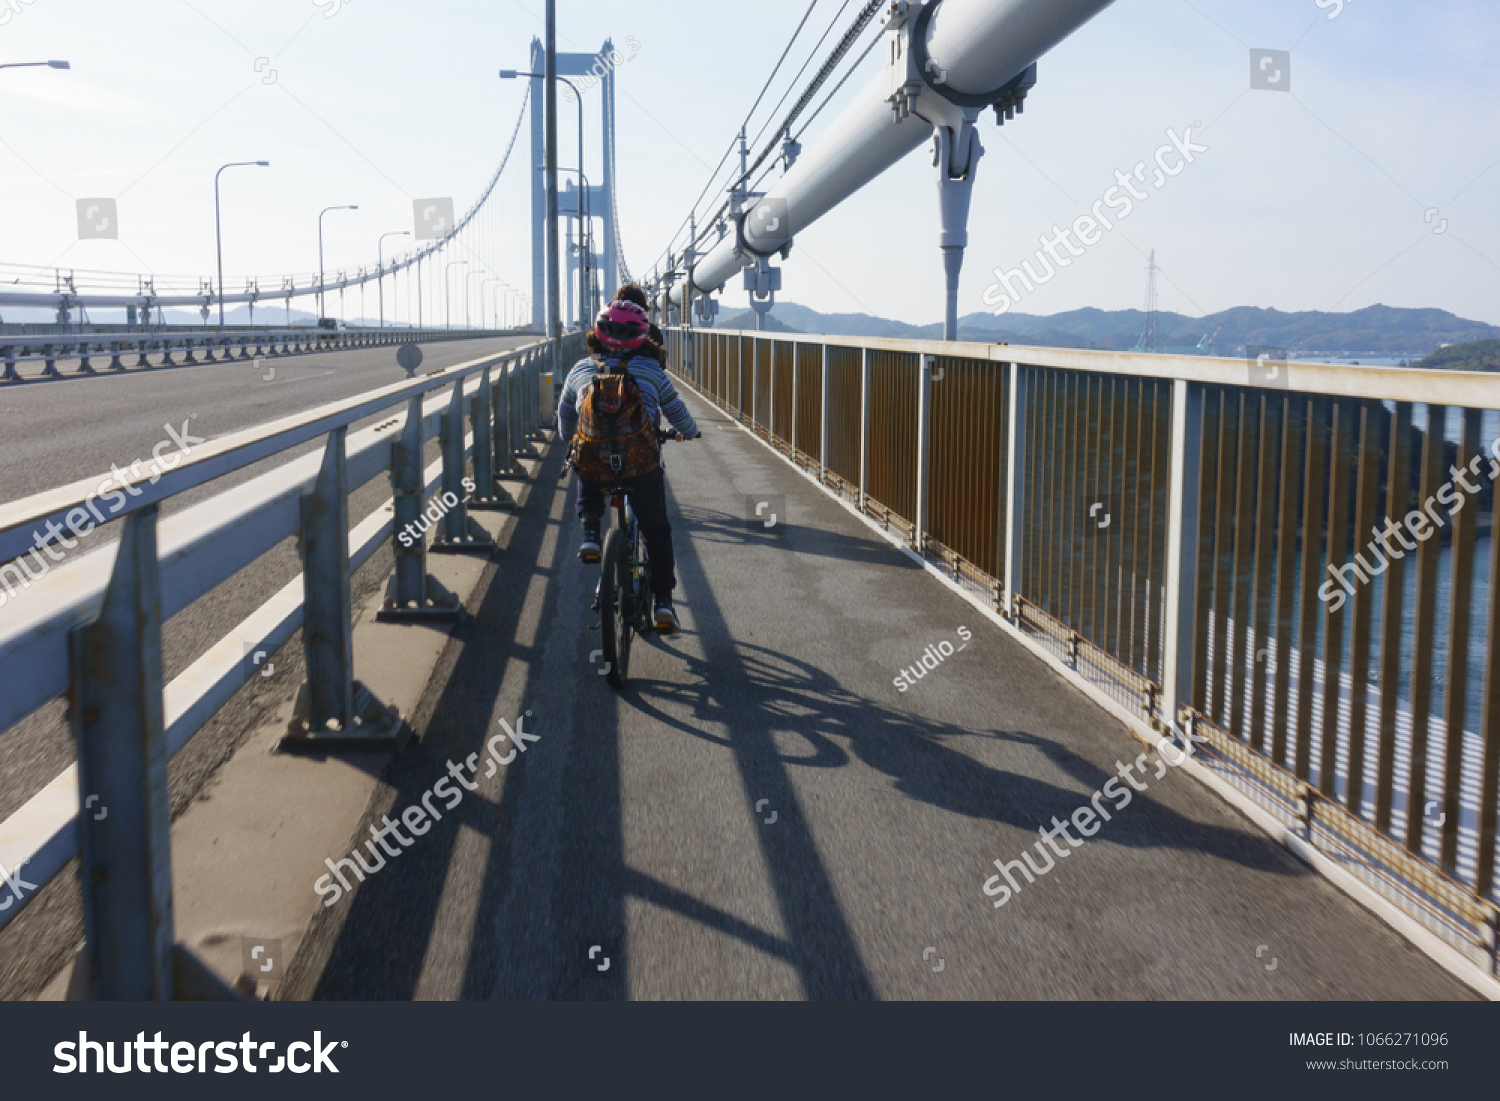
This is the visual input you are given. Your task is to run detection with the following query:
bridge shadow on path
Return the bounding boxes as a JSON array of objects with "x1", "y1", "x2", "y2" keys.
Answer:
[{"x1": 293, "y1": 425, "x2": 1300, "y2": 1003}]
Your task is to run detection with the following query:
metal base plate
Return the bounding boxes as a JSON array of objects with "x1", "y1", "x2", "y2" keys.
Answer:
[
  {"x1": 430, "y1": 515, "x2": 499, "y2": 553},
  {"x1": 375, "y1": 575, "x2": 466, "y2": 623},
  {"x1": 280, "y1": 680, "x2": 407, "y2": 750}
]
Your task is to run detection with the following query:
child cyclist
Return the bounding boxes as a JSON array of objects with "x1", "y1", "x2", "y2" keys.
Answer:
[{"x1": 557, "y1": 299, "x2": 700, "y2": 634}]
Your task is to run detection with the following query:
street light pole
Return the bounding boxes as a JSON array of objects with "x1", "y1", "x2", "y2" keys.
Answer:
[
  {"x1": 0, "y1": 60, "x2": 71, "y2": 72},
  {"x1": 501, "y1": 66, "x2": 586, "y2": 333},
  {"x1": 545, "y1": 1, "x2": 560, "y2": 345},
  {"x1": 482, "y1": 277, "x2": 502, "y2": 330},
  {"x1": 317, "y1": 204, "x2": 358, "y2": 320},
  {"x1": 557, "y1": 167, "x2": 592, "y2": 328},
  {"x1": 466, "y1": 269, "x2": 486, "y2": 329},
  {"x1": 445, "y1": 260, "x2": 467, "y2": 330},
  {"x1": 377, "y1": 231, "x2": 409, "y2": 329},
  {"x1": 215, "y1": 160, "x2": 269, "y2": 332}
]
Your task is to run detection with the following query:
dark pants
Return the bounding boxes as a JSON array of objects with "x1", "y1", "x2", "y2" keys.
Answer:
[{"x1": 576, "y1": 467, "x2": 675, "y2": 601}]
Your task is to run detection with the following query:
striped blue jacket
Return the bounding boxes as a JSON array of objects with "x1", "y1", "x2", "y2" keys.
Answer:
[{"x1": 557, "y1": 353, "x2": 699, "y2": 442}]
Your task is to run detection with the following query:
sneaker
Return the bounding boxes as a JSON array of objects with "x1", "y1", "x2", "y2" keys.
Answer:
[
  {"x1": 578, "y1": 521, "x2": 601, "y2": 563},
  {"x1": 653, "y1": 600, "x2": 680, "y2": 635}
]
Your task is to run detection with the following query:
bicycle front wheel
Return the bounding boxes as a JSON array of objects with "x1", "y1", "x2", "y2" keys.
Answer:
[{"x1": 598, "y1": 527, "x2": 632, "y2": 689}]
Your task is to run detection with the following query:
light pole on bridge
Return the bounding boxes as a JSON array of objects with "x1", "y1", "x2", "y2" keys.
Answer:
[
  {"x1": 466, "y1": 269, "x2": 487, "y2": 330},
  {"x1": 215, "y1": 161, "x2": 269, "y2": 332},
  {"x1": 501, "y1": 67, "x2": 586, "y2": 333},
  {"x1": 377, "y1": 231, "x2": 409, "y2": 329},
  {"x1": 482, "y1": 277, "x2": 502, "y2": 330},
  {"x1": 445, "y1": 260, "x2": 467, "y2": 330},
  {"x1": 317, "y1": 205, "x2": 358, "y2": 321},
  {"x1": 0, "y1": 60, "x2": 70, "y2": 72}
]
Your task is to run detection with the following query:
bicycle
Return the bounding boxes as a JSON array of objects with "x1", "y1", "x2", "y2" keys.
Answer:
[{"x1": 568, "y1": 429, "x2": 686, "y2": 689}]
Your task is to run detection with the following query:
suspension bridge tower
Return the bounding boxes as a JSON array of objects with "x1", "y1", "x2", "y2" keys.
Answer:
[{"x1": 526, "y1": 38, "x2": 625, "y2": 332}]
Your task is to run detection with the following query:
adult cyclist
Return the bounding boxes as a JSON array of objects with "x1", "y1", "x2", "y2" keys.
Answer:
[{"x1": 557, "y1": 299, "x2": 700, "y2": 634}]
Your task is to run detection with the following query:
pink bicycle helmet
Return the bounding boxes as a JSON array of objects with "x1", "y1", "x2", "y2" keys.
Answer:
[{"x1": 594, "y1": 300, "x2": 650, "y2": 351}]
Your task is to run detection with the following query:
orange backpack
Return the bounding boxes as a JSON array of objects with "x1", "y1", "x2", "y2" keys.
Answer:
[{"x1": 570, "y1": 356, "x2": 661, "y2": 483}]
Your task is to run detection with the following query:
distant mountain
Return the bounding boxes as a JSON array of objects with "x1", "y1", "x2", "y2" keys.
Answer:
[
  {"x1": 1416, "y1": 338, "x2": 1500, "y2": 371},
  {"x1": 712, "y1": 302, "x2": 1500, "y2": 358}
]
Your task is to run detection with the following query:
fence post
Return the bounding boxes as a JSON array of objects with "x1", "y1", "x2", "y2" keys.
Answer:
[
  {"x1": 820, "y1": 345, "x2": 830, "y2": 485},
  {"x1": 69, "y1": 506, "x2": 174, "y2": 999},
  {"x1": 916, "y1": 354, "x2": 933, "y2": 551},
  {"x1": 1160, "y1": 378, "x2": 1204, "y2": 732},
  {"x1": 752, "y1": 336, "x2": 762, "y2": 431},
  {"x1": 859, "y1": 347, "x2": 872, "y2": 511},
  {"x1": 1004, "y1": 362, "x2": 1026, "y2": 618},
  {"x1": 791, "y1": 344, "x2": 800, "y2": 457},
  {"x1": 285, "y1": 429, "x2": 401, "y2": 745}
]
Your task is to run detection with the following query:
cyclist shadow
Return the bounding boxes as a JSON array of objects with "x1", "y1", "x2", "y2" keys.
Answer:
[{"x1": 620, "y1": 639, "x2": 1298, "y2": 876}]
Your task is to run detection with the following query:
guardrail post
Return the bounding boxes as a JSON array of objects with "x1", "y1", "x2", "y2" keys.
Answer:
[
  {"x1": 284, "y1": 428, "x2": 401, "y2": 747},
  {"x1": 108, "y1": 342, "x2": 125, "y2": 371},
  {"x1": 1003, "y1": 362, "x2": 1026, "y2": 618},
  {"x1": 70, "y1": 506, "x2": 174, "y2": 999},
  {"x1": 469, "y1": 365, "x2": 513, "y2": 508},
  {"x1": 183, "y1": 339, "x2": 198, "y2": 365},
  {"x1": 378, "y1": 396, "x2": 463, "y2": 622},
  {"x1": 136, "y1": 342, "x2": 152, "y2": 368},
  {"x1": 859, "y1": 348, "x2": 872, "y2": 511},
  {"x1": 1160, "y1": 378, "x2": 1204, "y2": 732},
  {"x1": 819, "y1": 345, "x2": 830, "y2": 483},
  {"x1": 433, "y1": 379, "x2": 496, "y2": 551},
  {"x1": 495, "y1": 359, "x2": 519, "y2": 479},
  {"x1": 1, "y1": 345, "x2": 16, "y2": 382},
  {"x1": 916, "y1": 354, "x2": 933, "y2": 551},
  {"x1": 514, "y1": 353, "x2": 536, "y2": 456},
  {"x1": 76, "y1": 341, "x2": 96, "y2": 374},
  {"x1": 42, "y1": 343, "x2": 59, "y2": 377}
]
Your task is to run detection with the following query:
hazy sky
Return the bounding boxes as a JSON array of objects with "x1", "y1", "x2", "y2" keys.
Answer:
[{"x1": 0, "y1": 0, "x2": 1496, "y2": 327}]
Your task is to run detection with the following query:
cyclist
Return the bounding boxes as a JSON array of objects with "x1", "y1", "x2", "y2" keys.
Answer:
[{"x1": 558, "y1": 300, "x2": 700, "y2": 634}]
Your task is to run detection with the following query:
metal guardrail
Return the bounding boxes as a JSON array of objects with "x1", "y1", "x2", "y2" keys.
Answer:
[
  {"x1": 0, "y1": 331, "x2": 583, "y2": 997},
  {"x1": 0, "y1": 326, "x2": 519, "y2": 382},
  {"x1": 666, "y1": 327, "x2": 1500, "y2": 976}
]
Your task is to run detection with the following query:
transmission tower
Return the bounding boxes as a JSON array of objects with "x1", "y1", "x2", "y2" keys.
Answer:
[{"x1": 1133, "y1": 249, "x2": 1159, "y2": 352}]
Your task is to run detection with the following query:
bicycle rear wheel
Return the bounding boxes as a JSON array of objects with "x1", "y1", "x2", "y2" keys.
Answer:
[{"x1": 598, "y1": 527, "x2": 632, "y2": 689}]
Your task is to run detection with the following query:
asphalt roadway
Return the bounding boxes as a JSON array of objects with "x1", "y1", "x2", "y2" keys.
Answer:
[
  {"x1": 284, "y1": 384, "x2": 1473, "y2": 1001},
  {"x1": 0, "y1": 337, "x2": 530, "y2": 999}
]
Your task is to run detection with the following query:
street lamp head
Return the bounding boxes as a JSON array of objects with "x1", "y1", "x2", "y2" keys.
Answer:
[
  {"x1": 48, "y1": 60, "x2": 70, "y2": 70},
  {"x1": 499, "y1": 69, "x2": 519, "y2": 79},
  {"x1": 256, "y1": 161, "x2": 269, "y2": 167}
]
